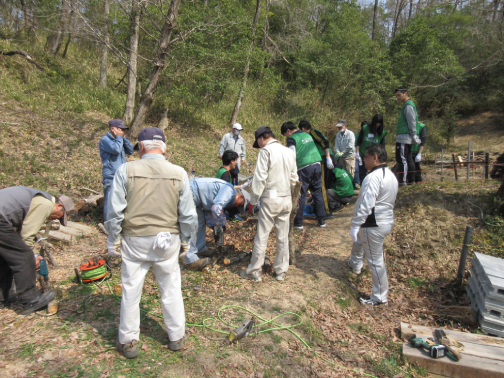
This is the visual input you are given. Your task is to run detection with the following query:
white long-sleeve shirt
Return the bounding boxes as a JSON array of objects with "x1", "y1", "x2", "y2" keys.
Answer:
[
  {"x1": 105, "y1": 154, "x2": 198, "y2": 244},
  {"x1": 351, "y1": 164, "x2": 398, "y2": 228},
  {"x1": 250, "y1": 139, "x2": 298, "y2": 205}
]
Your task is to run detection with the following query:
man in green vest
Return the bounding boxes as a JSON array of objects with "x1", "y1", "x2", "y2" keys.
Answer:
[
  {"x1": 216, "y1": 150, "x2": 239, "y2": 186},
  {"x1": 299, "y1": 120, "x2": 334, "y2": 215},
  {"x1": 281, "y1": 122, "x2": 326, "y2": 229},
  {"x1": 327, "y1": 165, "x2": 355, "y2": 212},
  {"x1": 412, "y1": 122, "x2": 427, "y2": 183},
  {"x1": 394, "y1": 87, "x2": 421, "y2": 186},
  {"x1": 105, "y1": 127, "x2": 198, "y2": 358}
]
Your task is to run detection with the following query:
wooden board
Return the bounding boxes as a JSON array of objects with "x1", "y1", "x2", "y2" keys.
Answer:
[
  {"x1": 401, "y1": 323, "x2": 504, "y2": 377},
  {"x1": 403, "y1": 343, "x2": 504, "y2": 378},
  {"x1": 66, "y1": 221, "x2": 94, "y2": 235},
  {"x1": 47, "y1": 230, "x2": 73, "y2": 243},
  {"x1": 58, "y1": 225, "x2": 85, "y2": 237}
]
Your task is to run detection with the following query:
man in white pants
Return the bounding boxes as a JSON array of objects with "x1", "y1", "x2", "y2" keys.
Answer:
[
  {"x1": 240, "y1": 126, "x2": 298, "y2": 282},
  {"x1": 105, "y1": 127, "x2": 198, "y2": 358},
  {"x1": 348, "y1": 144, "x2": 398, "y2": 305}
]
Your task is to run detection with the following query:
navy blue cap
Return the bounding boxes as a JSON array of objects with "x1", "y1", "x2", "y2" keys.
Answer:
[
  {"x1": 253, "y1": 126, "x2": 272, "y2": 148},
  {"x1": 108, "y1": 119, "x2": 128, "y2": 129},
  {"x1": 134, "y1": 127, "x2": 166, "y2": 150}
]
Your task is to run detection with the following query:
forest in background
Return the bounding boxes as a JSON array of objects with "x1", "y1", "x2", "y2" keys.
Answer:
[{"x1": 1, "y1": 0, "x2": 503, "y2": 148}]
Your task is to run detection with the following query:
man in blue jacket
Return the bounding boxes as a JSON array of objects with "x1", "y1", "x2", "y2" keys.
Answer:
[{"x1": 99, "y1": 119, "x2": 134, "y2": 221}]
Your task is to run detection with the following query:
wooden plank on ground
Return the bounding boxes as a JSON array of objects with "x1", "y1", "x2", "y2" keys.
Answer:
[
  {"x1": 48, "y1": 230, "x2": 73, "y2": 243},
  {"x1": 403, "y1": 343, "x2": 504, "y2": 378},
  {"x1": 58, "y1": 225, "x2": 85, "y2": 237},
  {"x1": 66, "y1": 221, "x2": 94, "y2": 235},
  {"x1": 401, "y1": 322, "x2": 504, "y2": 348}
]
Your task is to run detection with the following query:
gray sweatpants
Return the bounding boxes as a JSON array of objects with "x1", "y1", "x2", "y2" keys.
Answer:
[{"x1": 348, "y1": 224, "x2": 393, "y2": 303}]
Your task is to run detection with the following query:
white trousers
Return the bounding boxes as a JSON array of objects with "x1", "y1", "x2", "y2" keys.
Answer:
[
  {"x1": 247, "y1": 196, "x2": 292, "y2": 275},
  {"x1": 348, "y1": 224, "x2": 393, "y2": 303},
  {"x1": 119, "y1": 233, "x2": 185, "y2": 344}
]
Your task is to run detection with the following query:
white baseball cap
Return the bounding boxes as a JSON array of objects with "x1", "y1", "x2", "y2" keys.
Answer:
[{"x1": 232, "y1": 123, "x2": 243, "y2": 130}]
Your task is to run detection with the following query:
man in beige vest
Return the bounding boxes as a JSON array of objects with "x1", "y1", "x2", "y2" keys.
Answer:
[
  {"x1": 105, "y1": 127, "x2": 198, "y2": 359},
  {"x1": 240, "y1": 126, "x2": 298, "y2": 282}
]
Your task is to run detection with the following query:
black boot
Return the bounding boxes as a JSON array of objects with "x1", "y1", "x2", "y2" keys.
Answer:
[{"x1": 20, "y1": 290, "x2": 57, "y2": 315}]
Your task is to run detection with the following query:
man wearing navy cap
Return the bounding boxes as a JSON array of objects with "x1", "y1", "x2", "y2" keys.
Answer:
[
  {"x1": 99, "y1": 119, "x2": 134, "y2": 221},
  {"x1": 105, "y1": 127, "x2": 198, "y2": 358}
]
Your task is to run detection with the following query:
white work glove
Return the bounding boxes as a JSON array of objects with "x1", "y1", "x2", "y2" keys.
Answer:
[
  {"x1": 257, "y1": 200, "x2": 261, "y2": 210},
  {"x1": 240, "y1": 179, "x2": 252, "y2": 189},
  {"x1": 180, "y1": 241, "x2": 190, "y2": 258},
  {"x1": 356, "y1": 154, "x2": 363, "y2": 166},
  {"x1": 350, "y1": 227, "x2": 360, "y2": 243},
  {"x1": 335, "y1": 152, "x2": 343, "y2": 159},
  {"x1": 412, "y1": 135, "x2": 421, "y2": 145},
  {"x1": 326, "y1": 157, "x2": 334, "y2": 170},
  {"x1": 107, "y1": 239, "x2": 121, "y2": 257},
  {"x1": 415, "y1": 153, "x2": 422, "y2": 163}
]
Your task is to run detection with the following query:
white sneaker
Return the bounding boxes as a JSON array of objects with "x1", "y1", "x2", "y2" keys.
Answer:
[
  {"x1": 293, "y1": 224, "x2": 303, "y2": 230},
  {"x1": 359, "y1": 296, "x2": 387, "y2": 306},
  {"x1": 347, "y1": 260, "x2": 361, "y2": 275},
  {"x1": 275, "y1": 272, "x2": 286, "y2": 281}
]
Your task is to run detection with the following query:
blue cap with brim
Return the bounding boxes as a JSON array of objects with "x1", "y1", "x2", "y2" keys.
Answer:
[
  {"x1": 108, "y1": 119, "x2": 128, "y2": 129},
  {"x1": 134, "y1": 127, "x2": 166, "y2": 150}
]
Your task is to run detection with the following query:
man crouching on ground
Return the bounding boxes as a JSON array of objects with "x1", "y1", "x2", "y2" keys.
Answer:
[
  {"x1": 105, "y1": 127, "x2": 198, "y2": 358},
  {"x1": 240, "y1": 126, "x2": 298, "y2": 282},
  {"x1": 347, "y1": 144, "x2": 398, "y2": 306}
]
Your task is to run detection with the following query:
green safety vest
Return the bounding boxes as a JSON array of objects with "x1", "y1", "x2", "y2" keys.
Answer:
[
  {"x1": 290, "y1": 132, "x2": 321, "y2": 168},
  {"x1": 359, "y1": 125, "x2": 387, "y2": 157},
  {"x1": 216, "y1": 167, "x2": 233, "y2": 184},
  {"x1": 396, "y1": 100, "x2": 418, "y2": 135},
  {"x1": 411, "y1": 122, "x2": 426, "y2": 154},
  {"x1": 330, "y1": 167, "x2": 355, "y2": 197},
  {"x1": 310, "y1": 129, "x2": 333, "y2": 158},
  {"x1": 355, "y1": 132, "x2": 359, "y2": 148}
]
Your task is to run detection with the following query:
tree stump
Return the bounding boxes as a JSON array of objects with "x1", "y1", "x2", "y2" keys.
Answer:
[{"x1": 289, "y1": 181, "x2": 302, "y2": 265}]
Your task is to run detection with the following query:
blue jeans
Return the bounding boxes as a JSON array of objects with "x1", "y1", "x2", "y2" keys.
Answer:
[
  {"x1": 295, "y1": 164, "x2": 326, "y2": 225},
  {"x1": 103, "y1": 183, "x2": 112, "y2": 222}
]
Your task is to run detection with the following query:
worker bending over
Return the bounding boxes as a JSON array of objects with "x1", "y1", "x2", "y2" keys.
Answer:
[
  {"x1": 240, "y1": 126, "x2": 298, "y2": 282},
  {"x1": 327, "y1": 163, "x2": 354, "y2": 212},
  {"x1": 348, "y1": 144, "x2": 398, "y2": 306},
  {"x1": 0, "y1": 187, "x2": 74, "y2": 314},
  {"x1": 281, "y1": 122, "x2": 326, "y2": 229},
  {"x1": 184, "y1": 178, "x2": 249, "y2": 271},
  {"x1": 105, "y1": 127, "x2": 198, "y2": 358}
]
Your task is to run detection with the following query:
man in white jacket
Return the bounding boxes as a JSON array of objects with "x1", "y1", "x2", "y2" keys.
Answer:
[
  {"x1": 348, "y1": 144, "x2": 398, "y2": 305},
  {"x1": 240, "y1": 126, "x2": 298, "y2": 282}
]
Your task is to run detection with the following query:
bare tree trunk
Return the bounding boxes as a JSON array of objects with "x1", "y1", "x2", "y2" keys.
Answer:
[
  {"x1": 229, "y1": 0, "x2": 262, "y2": 126},
  {"x1": 408, "y1": 0, "x2": 413, "y2": 20},
  {"x1": 392, "y1": 0, "x2": 405, "y2": 39},
  {"x1": 128, "y1": 0, "x2": 182, "y2": 137},
  {"x1": 372, "y1": 0, "x2": 379, "y2": 40},
  {"x1": 62, "y1": 32, "x2": 71, "y2": 58},
  {"x1": 99, "y1": 0, "x2": 109, "y2": 88},
  {"x1": 493, "y1": 0, "x2": 500, "y2": 22},
  {"x1": 47, "y1": 0, "x2": 71, "y2": 56},
  {"x1": 124, "y1": 0, "x2": 141, "y2": 124},
  {"x1": 19, "y1": 0, "x2": 30, "y2": 29}
]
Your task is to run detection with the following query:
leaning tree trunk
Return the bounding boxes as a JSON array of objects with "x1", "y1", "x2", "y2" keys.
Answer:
[
  {"x1": 229, "y1": 0, "x2": 262, "y2": 126},
  {"x1": 99, "y1": 0, "x2": 109, "y2": 88},
  {"x1": 123, "y1": 0, "x2": 141, "y2": 124},
  {"x1": 47, "y1": 0, "x2": 71, "y2": 56},
  {"x1": 371, "y1": 0, "x2": 379, "y2": 40},
  {"x1": 128, "y1": 0, "x2": 181, "y2": 137}
]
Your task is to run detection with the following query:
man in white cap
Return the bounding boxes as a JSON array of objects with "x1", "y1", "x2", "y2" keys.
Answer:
[
  {"x1": 334, "y1": 119, "x2": 356, "y2": 179},
  {"x1": 105, "y1": 127, "x2": 198, "y2": 358},
  {"x1": 219, "y1": 123, "x2": 246, "y2": 181},
  {"x1": 0, "y1": 187, "x2": 75, "y2": 314}
]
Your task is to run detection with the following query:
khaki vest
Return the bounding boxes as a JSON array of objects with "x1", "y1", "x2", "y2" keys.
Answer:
[{"x1": 122, "y1": 158, "x2": 184, "y2": 236}]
